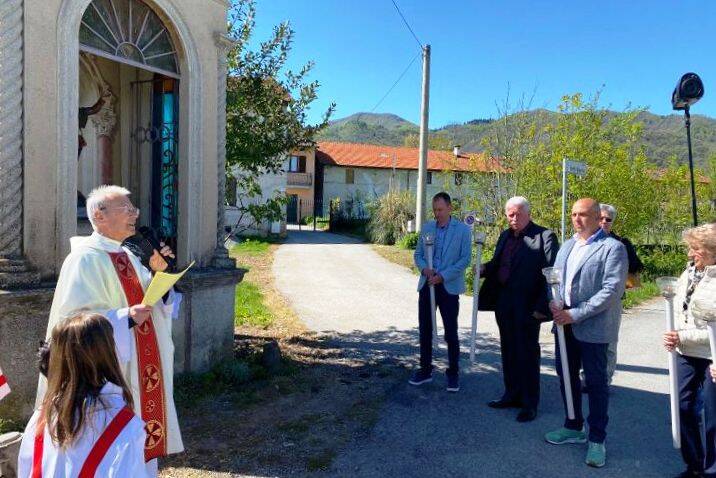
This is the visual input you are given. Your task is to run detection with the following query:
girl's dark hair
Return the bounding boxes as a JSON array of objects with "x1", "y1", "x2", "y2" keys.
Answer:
[
  {"x1": 37, "y1": 340, "x2": 51, "y2": 378},
  {"x1": 41, "y1": 312, "x2": 133, "y2": 448}
]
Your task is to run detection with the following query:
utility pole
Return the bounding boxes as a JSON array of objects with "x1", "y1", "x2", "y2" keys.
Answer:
[{"x1": 415, "y1": 44, "x2": 431, "y2": 232}]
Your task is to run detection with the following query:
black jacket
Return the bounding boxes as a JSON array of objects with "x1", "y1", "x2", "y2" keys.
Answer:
[{"x1": 478, "y1": 222, "x2": 559, "y2": 321}]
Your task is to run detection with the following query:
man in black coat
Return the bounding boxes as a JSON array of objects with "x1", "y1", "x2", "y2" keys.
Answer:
[{"x1": 479, "y1": 196, "x2": 559, "y2": 422}]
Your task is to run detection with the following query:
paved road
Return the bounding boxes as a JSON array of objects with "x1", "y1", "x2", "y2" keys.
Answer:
[{"x1": 273, "y1": 230, "x2": 684, "y2": 477}]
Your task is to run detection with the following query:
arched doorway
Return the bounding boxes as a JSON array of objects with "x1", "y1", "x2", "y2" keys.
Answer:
[
  {"x1": 77, "y1": 0, "x2": 180, "y2": 247},
  {"x1": 56, "y1": 0, "x2": 204, "y2": 267}
]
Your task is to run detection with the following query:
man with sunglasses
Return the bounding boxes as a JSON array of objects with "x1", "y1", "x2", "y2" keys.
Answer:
[{"x1": 598, "y1": 203, "x2": 643, "y2": 386}]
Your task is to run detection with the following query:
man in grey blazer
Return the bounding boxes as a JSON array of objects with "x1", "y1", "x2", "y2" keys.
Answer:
[
  {"x1": 544, "y1": 198, "x2": 627, "y2": 469},
  {"x1": 411, "y1": 192, "x2": 472, "y2": 392}
]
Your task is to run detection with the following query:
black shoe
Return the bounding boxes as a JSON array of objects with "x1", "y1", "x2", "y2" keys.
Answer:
[
  {"x1": 674, "y1": 470, "x2": 704, "y2": 478},
  {"x1": 408, "y1": 369, "x2": 433, "y2": 386},
  {"x1": 516, "y1": 408, "x2": 537, "y2": 422},
  {"x1": 446, "y1": 374, "x2": 459, "y2": 393},
  {"x1": 487, "y1": 398, "x2": 521, "y2": 409}
]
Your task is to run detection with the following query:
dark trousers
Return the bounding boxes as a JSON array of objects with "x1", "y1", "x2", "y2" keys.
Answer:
[
  {"x1": 418, "y1": 283, "x2": 460, "y2": 376},
  {"x1": 495, "y1": 302, "x2": 541, "y2": 409},
  {"x1": 677, "y1": 353, "x2": 716, "y2": 476},
  {"x1": 555, "y1": 324, "x2": 609, "y2": 443}
]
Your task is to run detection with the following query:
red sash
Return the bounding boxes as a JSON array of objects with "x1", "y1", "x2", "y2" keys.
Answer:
[
  {"x1": 107, "y1": 252, "x2": 168, "y2": 461},
  {"x1": 0, "y1": 374, "x2": 7, "y2": 388},
  {"x1": 32, "y1": 406, "x2": 135, "y2": 478}
]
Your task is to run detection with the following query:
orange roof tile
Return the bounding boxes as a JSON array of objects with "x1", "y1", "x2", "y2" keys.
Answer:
[{"x1": 316, "y1": 141, "x2": 504, "y2": 173}]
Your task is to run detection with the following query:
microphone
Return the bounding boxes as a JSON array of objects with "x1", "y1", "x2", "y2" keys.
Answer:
[{"x1": 139, "y1": 226, "x2": 176, "y2": 271}]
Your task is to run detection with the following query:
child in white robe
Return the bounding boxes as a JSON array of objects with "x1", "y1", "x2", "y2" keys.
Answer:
[{"x1": 18, "y1": 312, "x2": 152, "y2": 478}]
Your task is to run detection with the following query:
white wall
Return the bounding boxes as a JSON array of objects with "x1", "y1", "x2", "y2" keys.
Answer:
[{"x1": 321, "y1": 165, "x2": 462, "y2": 215}]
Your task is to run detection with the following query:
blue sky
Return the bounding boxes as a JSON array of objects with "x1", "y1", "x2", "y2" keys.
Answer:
[{"x1": 251, "y1": 0, "x2": 716, "y2": 127}]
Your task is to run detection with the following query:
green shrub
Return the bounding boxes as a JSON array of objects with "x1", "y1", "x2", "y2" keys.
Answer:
[
  {"x1": 637, "y1": 245, "x2": 687, "y2": 280},
  {"x1": 367, "y1": 191, "x2": 415, "y2": 245},
  {"x1": 398, "y1": 232, "x2": 419, "y2": 250},
  {"x1": 300, "y1": 215, "x2": 314, "y2": 225}
]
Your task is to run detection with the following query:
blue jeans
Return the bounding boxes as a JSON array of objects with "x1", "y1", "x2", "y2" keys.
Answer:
[
  {"x1": 677, "y1": 353, "x2": 716, "y2": 476},
  {"x1": 555, "y1": 324, "x2": 609, "y2": 443}
]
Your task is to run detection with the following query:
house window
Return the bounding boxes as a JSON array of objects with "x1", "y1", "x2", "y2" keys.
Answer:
[
  {"x1": 345, "y1": 168, "x2": 355, "y2": 184},
  {"x1": 426, "y1": 171, "x2": 433, "y2": 185},
  {"x1": 454, "y1": 172, "x2": 464, "y2": 186},
  {"x1": 289, "y1": 155, "x2": 306, "y2": 173}
]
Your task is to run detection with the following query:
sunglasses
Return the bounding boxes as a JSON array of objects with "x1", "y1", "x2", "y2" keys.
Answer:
[{"x1": 600, "y1": 217, "x2": 613, "y2": 223}]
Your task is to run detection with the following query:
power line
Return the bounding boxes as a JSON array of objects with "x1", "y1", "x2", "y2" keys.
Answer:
[
  {"x1": 370, "y1": 51, "x2": 421, "y2": 113},
  {"x1": 390, "y1": 0, "x2": 423, "y2": 49}
]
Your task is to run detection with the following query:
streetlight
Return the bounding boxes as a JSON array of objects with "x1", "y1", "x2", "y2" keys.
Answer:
[{"x1": 671, "y1": 73, "x2": 704, "y2": 226}]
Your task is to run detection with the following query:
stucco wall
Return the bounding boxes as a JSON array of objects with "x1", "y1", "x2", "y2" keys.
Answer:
[{"x1": 321, "y1": 165, "x2": 459, "y2": 215}]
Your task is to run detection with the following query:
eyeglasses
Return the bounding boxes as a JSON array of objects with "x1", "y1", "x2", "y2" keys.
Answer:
[
  {"x1": 600, "y1": 216, "x2": 613, "y2": 223},
  {"x1": 100, "y1": 205, "x2": 140, "y2": 216}
]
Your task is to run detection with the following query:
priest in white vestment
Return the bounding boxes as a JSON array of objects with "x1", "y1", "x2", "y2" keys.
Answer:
[{"x1": 38, "y1": 185, "x2": 184, "y2": 472}]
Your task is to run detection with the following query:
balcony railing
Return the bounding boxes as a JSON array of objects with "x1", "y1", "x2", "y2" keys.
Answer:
[{"x1": 287, "y1": 172, "x2": 312, "y2": 187}]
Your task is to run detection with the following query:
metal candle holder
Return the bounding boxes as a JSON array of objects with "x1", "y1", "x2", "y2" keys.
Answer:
[
  {"x1": 423, "y1": 232, "x2": 438, "y2": 347},
  {"x1": 542, "y1": 266, "x2": 575, "y2": 420},
  {"x1": 656, "y1": 276, "x2": 681, "y2": 449},
  {"x1": 469, "y1": 224, "x2": 486, "y2": 364}
]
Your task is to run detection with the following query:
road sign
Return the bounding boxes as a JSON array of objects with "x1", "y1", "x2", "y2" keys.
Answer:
[{"x1": 565, "y1": 159, "x2": 587, "y2": 177}]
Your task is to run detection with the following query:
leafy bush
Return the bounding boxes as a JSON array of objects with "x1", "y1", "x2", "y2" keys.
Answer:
[
  {"x1": 367, "y1": 191, "x2": 415, "y2": 245},
  {"x1": 300, "y1": 215, "x2": 314, "y2": 225},
  {"x1": 175, "y1": 359, "x2": 252, "y2": 407},
  {"x1": 637, "y1": 245, "x2": 687, "y2": 280},
  {"x1": 398, "y1": 232, "x2": 419, "y2": 250}
]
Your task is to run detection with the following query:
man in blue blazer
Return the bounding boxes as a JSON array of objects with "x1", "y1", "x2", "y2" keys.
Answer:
[
  {"x1": 411, "y1": 192, "x2": 472, "y2": 392},
  {"x1": 544, "y1": 198, "x2": 627, "y2": 469}
]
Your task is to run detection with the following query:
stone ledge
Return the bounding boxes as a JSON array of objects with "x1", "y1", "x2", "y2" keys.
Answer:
[{"x1": 178, "y1": 267, "x2": 245, "y2": 292}]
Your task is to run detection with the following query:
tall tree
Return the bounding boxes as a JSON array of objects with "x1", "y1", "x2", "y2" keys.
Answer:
[{"x1": 225, "y1": 0, "x2": 335, "y2": 233}]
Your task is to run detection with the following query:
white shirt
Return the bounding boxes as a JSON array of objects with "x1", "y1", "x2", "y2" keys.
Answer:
[
  {"x1": 18, "y1": 382, "x2": 151, "y2": 478},
  {"x1": 564, "y1": 229, "x2": 604, "y2": 307}
]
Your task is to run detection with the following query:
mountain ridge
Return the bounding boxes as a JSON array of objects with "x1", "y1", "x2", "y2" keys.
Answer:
[{"x1": 316, "y1": 110, "x2": 716, "y2": 167}]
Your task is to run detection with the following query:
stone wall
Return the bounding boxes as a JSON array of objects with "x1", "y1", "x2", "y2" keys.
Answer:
[
  {"x1": 0, "y1": 287, "x2": 54, "y2": 426},
  {"x1": 0, "y1": 266, "x2": 243, "y2": 427}
]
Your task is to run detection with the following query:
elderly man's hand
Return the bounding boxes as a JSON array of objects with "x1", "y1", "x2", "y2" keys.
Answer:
[
  {"x1": 149, "y1": 242, "x2": 175, "y2": 272},
  {"x1": 428, "y1": 273, "x2": 444, "y2": 285},
  {"x1": 422, "y1": 268, "x2": 435, "y2": 278},
  {"x1": 663, "y1": 331, "x2": 680, "y2": 352},
  {"x1": 129, "y1": 304, "x2": 152, "y2": 325},
  {"x1": 553, "y1": 309, "x2": 575, "y2": 326}
]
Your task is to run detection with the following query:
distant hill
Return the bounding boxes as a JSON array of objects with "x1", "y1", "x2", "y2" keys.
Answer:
[{"x1": 317, "y1": 110, "x2": 716, "y2": 168}]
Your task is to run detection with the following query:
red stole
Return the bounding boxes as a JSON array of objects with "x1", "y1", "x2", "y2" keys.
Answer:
[
  {"x1": 107, "y1": 252, "x2": 168, "y2": 461},
  {"x1": 32, "y1": 406, "x2": 135, "y2": 478}
]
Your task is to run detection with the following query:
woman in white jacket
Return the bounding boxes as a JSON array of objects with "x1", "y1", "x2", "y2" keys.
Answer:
[
  {"x1": 663, "y1": 223, "x2": 716, "y2": 478},
  {"x1": 18, "y1": 312, "x2": 151, "y2": 478}
]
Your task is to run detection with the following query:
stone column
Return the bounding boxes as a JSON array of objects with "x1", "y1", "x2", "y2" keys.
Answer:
[
  {"x1": 212, "y1": 33, "x2": 237, "y2": 269},
  {"x1": 91, "y1": 92, "x2": 117, "y2": 185},
  {"x1": 0, "y1": 0, "x2": 39, "y2": 289}
]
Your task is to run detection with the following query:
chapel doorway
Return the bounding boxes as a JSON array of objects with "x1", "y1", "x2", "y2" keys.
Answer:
[{"x1": 76, "y1": 0, "x2": 181, "y2": 249}]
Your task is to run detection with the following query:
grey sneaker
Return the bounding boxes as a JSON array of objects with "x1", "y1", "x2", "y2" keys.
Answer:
[
  {"x1": 544, "y1": 427, "x2": 587, "y2": 445},
  {"x1": 446, "y1": 374, "x2": 459, "y2": 392},
  {"x1": 408, "y1": 369, "x2": 432, "y2": 386},
  {"x1": 585, "y1": 441, "x2": 606, "y2": 467}
]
